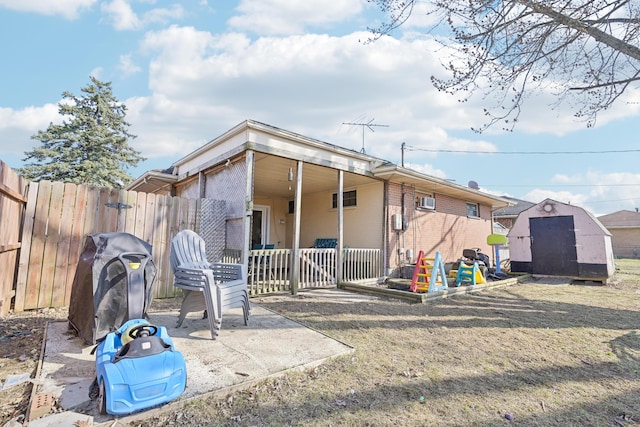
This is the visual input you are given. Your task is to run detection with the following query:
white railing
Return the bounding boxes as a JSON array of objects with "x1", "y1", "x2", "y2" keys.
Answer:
[
  {"x1": 299, "y1": 248, "x2": 337, "y2": 288},
  {"x1": 248, "y1": 248, "x2": 291, "y2": 295},
  {"x1": 245, "y1": 247, "x2": 383, "y2": 294},
  {"x1": 342, "y1": 248, "x2": 383, "y2": 282}
]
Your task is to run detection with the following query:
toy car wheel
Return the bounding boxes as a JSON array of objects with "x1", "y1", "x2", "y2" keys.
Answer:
[{"x1": 98, "y1": 380, "x2": 107, "y2": 415}]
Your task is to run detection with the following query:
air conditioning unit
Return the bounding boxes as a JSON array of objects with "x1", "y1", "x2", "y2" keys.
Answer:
[{"x1": 418, "y1": 197, "x2": 436, "y2": 210}]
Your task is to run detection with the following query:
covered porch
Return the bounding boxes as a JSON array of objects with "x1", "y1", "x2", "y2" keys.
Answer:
[{"x1": 226, "y1": 150, "x2": 386, "y2": 294}]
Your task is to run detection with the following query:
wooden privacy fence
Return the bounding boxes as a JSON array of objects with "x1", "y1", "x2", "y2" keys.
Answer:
[
  {"x1": 0, "y1": 161, "x2": 203, "y2": 314},
  {"x1": 0, "y1": 161, "x2": 29, "y2": 316}
]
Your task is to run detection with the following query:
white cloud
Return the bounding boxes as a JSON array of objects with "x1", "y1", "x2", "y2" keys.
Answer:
[
  {"x1": 228, "y1": 0, "x2": 367, "y2": 35},
  {"x1": 0, "y1": 104, "x2": 59, "y2": 131},
  {"x1": 101, "y1": 0, "x2": 184, "y2": 31},
  {"x1": 523, "y1": 188, "x2": 587, "y2": 207},
  {"x1": 134, "y1": 26, "x2": 502, "y2": 159},
  {"x1": 90, "y1": 67, "x2": 104, "y2": 80},
  {"x1": 0, "y1": 0, "x2": 95, "y2": 19},
  {"x1": 0, "y1": 104, "x2": 61, "y2": 156},
  {"x1": 101, "y1": 0, "x2": 140, "y2": 30},
  {"x1": 403, "y1": 162, "x2": 447, "y2": 179},
  {"x1": 128, "y1": 20, "x2": 640, "y2": 166},
  {"x1": 118, "y1": 54, "x2": 142, "y2": 76}
]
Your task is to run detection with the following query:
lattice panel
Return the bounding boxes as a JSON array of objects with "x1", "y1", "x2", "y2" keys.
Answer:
[
  {"x1": 204, "y1": 161, "x2": 248, "y2": 219},
  {"x1": 201, "y1": 159, "x2": 249, "y2": 260},
  {"x1": 199, "y1": 198, "x2": 227, "y2": 262},
  {"x1": 226, "y1": 218, "x2": 245, "y2": 252}
]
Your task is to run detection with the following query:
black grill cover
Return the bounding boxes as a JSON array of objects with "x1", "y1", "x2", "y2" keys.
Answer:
[{"x1": 68, "y1": 232, "x2": 157, "y2": 344}]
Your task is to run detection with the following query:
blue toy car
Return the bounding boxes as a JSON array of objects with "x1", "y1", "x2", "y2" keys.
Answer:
[{"x1": 92, "y1": 319, "x2": 187, "y2": 415}]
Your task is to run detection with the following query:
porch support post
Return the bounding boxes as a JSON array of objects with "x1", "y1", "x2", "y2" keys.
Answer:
[
  {"x1": 336, "y1": 170, "x2": 344, "y2": 284},
  {"x1": 242, "y1": 150, "x2": 255, "y2": 269},
  {"x1": 290, "y1": 160, "x2": 303, "y2": 294},
  {"x1": 198, "y1": 171, "x2": 206, "y2": 198},
  {"x1": 382, "y1": 181, "x2": 389, "y2": 276}
]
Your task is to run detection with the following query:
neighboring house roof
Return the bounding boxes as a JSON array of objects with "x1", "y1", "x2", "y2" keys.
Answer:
[
  {"x1": 128, "y1": 119, "x2": 511, "y2": 209},
  {"x1": 597, "y1": 210, "x2": 640, "y2": 228},
  {"x1": 492, "y1": 196, "x2": 535, "y2": 217}
]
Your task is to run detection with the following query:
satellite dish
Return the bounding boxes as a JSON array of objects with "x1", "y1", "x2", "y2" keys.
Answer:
[{"x1": 468, "y1": 180, "x2": 479, "y2": 190}]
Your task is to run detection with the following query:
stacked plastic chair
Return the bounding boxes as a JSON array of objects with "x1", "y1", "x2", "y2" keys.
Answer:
[{"x1": 170, "y1": 229, "x2": 250, "y2": 339}]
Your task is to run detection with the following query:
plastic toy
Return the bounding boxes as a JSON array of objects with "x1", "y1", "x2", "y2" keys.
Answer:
[{"x1": 92, "y1": 319, "x2": 187, "y2": 415}]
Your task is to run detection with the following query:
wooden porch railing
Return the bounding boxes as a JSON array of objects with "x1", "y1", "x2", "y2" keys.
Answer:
[
  {"x1": 342, "y1": 248, "x2": 383, "y2": 282},
  {"x1": 300, "y1": 248, "x2": 336, "y2": 287},
  {"x1": 248, "y1": 248, "x2": 291, "y2": 294},
  {"x1": 246, "y1": 247, "x2": 382, "y2": 295}
]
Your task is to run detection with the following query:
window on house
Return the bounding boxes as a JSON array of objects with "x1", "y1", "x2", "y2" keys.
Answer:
[
  {"x1": 332, "y1": 190, "x2": 357, "y2": 208},
  {"x1": 288, "y1": 200, "x2": 294, "y2": 214},
  {"x1": 466, "y1": 202, "x2": 479, "y2": 218}
]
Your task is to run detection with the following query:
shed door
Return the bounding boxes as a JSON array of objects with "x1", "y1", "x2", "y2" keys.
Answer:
[{"x1": 530, "y1": 216, "x2": 578, "y2": 276}]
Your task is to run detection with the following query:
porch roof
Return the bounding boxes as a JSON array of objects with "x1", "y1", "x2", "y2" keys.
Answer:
[{"x1": 126, "y1": 169, "x2": 177, "y2": 195}]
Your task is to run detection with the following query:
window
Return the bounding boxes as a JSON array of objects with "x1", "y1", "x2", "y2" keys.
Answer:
[
  {"x1": 466, "y1": 202, "x2": 479, "y2": 218},
  {"x1": 288, "y1": 200, "x2": 294, "y2": 214},
  {"x1": 332, "y1": 190, "x2": 357, "y2": 208}
]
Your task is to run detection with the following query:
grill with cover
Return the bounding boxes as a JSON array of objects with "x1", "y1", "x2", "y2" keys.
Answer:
[{"x1": 68, "y1": 232, "x2": 157, "y2": 344}]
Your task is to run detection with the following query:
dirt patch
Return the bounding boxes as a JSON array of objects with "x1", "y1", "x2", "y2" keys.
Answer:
[
  {"x1": 0, "y1": 299, "x2": 182, "y2": 425},
  {"x1": 0, "y1": 306, "x2": 67, "y2": 423}
]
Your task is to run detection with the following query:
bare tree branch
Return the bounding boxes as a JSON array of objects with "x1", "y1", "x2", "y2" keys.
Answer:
[{"x1": 367, "y1": 0, "x2": 640, "y2": 130}]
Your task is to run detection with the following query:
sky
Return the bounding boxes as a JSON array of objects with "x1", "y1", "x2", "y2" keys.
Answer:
[{"x1": 1, "y1": 0, "x2": 639, "y2": 217}]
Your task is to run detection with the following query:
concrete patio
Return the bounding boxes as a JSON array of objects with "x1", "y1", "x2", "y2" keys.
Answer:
[{"x1": 29, "y1": 291, "x2": 358, "y2": 426}]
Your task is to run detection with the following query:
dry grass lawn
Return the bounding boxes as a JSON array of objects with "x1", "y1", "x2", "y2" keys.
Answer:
[{"x1": 139, "y1": 260, "x2": 640, "y2": 427}]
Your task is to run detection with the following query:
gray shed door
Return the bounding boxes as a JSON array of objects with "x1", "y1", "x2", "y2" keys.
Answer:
[{"x1": 530, "y1": 215, "x2": 578, "y2": 276}]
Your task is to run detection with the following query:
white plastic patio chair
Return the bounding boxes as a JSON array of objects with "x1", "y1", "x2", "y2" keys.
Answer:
[{"x1": 170, "y1": 230, "x2": 250, "y2": 339}]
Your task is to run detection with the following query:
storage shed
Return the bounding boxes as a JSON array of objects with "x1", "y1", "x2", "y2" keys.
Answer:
[{"x1": 508, "y1": 199, "x2": 614, "y2": 282}]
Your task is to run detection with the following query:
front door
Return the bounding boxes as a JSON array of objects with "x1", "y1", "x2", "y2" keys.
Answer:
[{"x1": 530, "y1": 216, "x2": 578, "y2": 276}]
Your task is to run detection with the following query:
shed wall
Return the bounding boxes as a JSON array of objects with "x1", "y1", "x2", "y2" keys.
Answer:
[{"x1": 508, "y1": 200, "x2": 614, "y2": 280}]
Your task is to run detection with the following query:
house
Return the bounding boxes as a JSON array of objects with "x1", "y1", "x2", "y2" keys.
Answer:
[
  {"x1": 491, "y1": 196, "x2": 536, "y2": 263},
  {"x1": 493, "y1": 196, "x2": 536, "y2": 230},
  {"x1": 597, "y1": 210, "x2": 640, "y2": 258},
  {"x1": 128, "y1": 120, "x2": 510, "y2": 292},
  {"x1": 508, "y1": 198, "x2": 614, "y2": 282}
]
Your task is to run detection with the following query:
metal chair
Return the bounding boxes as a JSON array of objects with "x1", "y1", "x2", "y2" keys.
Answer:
[{"x1": 170, "y1": 230, "x2": 250, "y2": 339}]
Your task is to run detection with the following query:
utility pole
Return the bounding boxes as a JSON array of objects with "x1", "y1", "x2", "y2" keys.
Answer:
[{"x1": 342, "y1": 119, "x2": 389, "y2": 154}]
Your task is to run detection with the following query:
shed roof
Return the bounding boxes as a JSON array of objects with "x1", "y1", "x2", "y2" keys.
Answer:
[{"x1": 510, "y1": 198, "x2": 611, "y2": 237}]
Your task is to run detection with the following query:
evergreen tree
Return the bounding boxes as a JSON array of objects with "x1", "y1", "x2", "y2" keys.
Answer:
[{"x1": 19, "y1": 76, "x2": 144, "y2": 188}]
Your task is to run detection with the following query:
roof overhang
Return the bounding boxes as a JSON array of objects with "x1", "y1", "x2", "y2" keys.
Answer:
[
  {"x1": 372, "y1": 164, "x2": 511, "y2": 209},
  {"x1": 126, "y1": 170, "x2": 177, "y2": 194}
]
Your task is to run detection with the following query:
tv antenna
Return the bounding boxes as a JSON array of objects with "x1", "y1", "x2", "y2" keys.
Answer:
[{"x1": 342, "y1": 119, "x2": 389, "y2": 154}]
